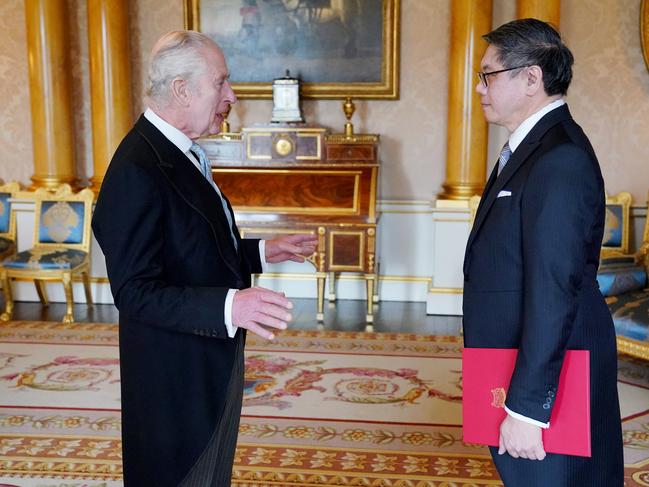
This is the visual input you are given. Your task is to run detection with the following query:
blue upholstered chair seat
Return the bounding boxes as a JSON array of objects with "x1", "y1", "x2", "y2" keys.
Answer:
[
  {"x1": 607, "y1": 291, "x2": 649, "y2": 342},
  {"x1": 0, "y1": 237, "x2": 13, "y2": 254},
  {"x1": 597, "y1": 264, "x2": 647, "y2": 297},
  {"x1": 3, "y1": 248, "x2": 87, "y2": 270}
]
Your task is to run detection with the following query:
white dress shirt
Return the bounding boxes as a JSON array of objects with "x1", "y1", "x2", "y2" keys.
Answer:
[
  {"x1": 501, "y1": 98, "x2": 565, "y2": 429},
  {"x1": 144, "y1": 108, "x2": 267, "y2": 338}
]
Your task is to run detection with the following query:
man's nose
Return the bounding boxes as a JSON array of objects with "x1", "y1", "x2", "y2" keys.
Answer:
[
  {"x1": 476, "y1": 81, "x2": 487, "y2": 95},
  {"x1": 225, "y1": 81, "x2": 237, "y2": 105}
]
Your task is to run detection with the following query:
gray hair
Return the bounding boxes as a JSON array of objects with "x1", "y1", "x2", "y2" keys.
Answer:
[{"x1": 145, "y1": 30, "x2": 216, "y2": 105}]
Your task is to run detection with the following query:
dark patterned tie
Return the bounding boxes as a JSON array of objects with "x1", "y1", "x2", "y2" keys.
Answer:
[
  {"x1": 191, "y1": 142, "x2": 238, "y2": 251},
  {"x1": 497, "y1": 141, "x2": 512, "y2": 176}
]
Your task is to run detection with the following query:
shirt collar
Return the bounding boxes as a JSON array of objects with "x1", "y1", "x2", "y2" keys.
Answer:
[
  {"x1": 509, "y1": 98, "x2": 566, "y2": 153},
  {"x1": 144, "y1": 108, "x2": 193, "y2": 154}
]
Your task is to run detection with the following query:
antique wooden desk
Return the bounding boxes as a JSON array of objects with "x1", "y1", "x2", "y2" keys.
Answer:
[{"x1": 200, "y1": 123, "x2": 380, "y2": 324}]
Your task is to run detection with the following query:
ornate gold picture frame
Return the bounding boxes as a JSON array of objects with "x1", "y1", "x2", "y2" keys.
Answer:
[{"x1": 184, "y1": 0, "x2": 400, "y2": 99}]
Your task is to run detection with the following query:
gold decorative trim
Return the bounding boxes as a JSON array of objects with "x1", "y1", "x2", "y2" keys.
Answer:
[
  {"x1": 325, "y1": 134, "x2": 380, "y2": 143},
  {"x1": 428, "y1": 286, "x2": 463, "y2": 294},
  {"x1": 184, "y1": 0, "x2": 400, "y2": 99},
  {"x1": 215, "y1": 133, "x2": 243, "y2": 141},
  {"x1": 242, "y1": 127, "x2": 328, "y2": 135},
  {"x1": 381, "y1": 210, "x2": 433, "y2": 214},
  {"x1": 369, "y1": 167, "x2": 377, "y2": 221},
  {"x1": 642, "y1": 0, "x2": 649, "y2": 73},
  {"x1": 602, "y1": 191, "x2": 632, "y2": 257},
  {"x1": 13, "y1": 275, "x2": 109, "y2": 284},
  {"x1": 0, "y1": 181, "x2": 21, "y2": 242},
  {"x1": 617, "y1": 336, "x2": 649, "y2": 361}
]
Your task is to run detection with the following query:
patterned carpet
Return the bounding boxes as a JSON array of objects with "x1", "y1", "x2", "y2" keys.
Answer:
[{"x1": 0, "y1": 321, "x2": 647, "y2": 486}]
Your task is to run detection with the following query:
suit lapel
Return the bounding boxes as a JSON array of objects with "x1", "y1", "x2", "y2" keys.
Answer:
[
  {"x1": 465, "y1": 105, "x2": 573, "y2": 255},
  {"x1": 134, "y1": 116, "x2": 242, "y2": 278}
]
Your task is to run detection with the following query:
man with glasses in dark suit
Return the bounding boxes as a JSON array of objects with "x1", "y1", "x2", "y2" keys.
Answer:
[{"x1": 463, "y1": 18, "x2": 623, "y2": 486}]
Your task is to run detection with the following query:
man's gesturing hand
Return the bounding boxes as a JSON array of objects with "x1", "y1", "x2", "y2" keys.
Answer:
[
  {"x1": 265, "y1": 234, "x2": 318, "y2": 264},
  {"x1": 498, "y1": 414, "x2": 546, "y2": 460},
  {"x1": 232, "y1": 287, "x2": 293, "y2": 340}
]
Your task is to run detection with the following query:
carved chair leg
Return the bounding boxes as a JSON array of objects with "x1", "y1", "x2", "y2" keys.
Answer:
[
  {"x1": 61, "y1": 272, "x2": 74, "y2": 323},
  {"x1": 0, "y1": 270, "x2": 14, "y2": 321},
  {"x1": 328, "y1": 272, "x2": 336, "y2": 302},
  {"x1": 35, "y1": 280, "x2": 49, "y2": 306},
  {"x1": 82, "y1": 270, "x2": 93, "y2": 308},
  {"x1": 365, "y1": 274, "x2": 375, "y2": 332},
  {"x1": 373, "y1": 261, "x2": 380, "y2": 304},
  {"x1": 316, "y1": 273, "x2": 326, "y2": 322}
]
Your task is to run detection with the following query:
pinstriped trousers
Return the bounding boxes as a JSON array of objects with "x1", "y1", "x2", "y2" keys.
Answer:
[{"x1": 179, "y1": 332, "x2": 244, "y2": 487}]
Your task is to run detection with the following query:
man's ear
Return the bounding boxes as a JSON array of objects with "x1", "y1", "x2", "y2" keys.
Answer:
[
  {"x1": 526, "y1": 66, "x2": 544, "y2": 95},
  {"x1": 170, "y1": 77, "x2": 191, "y2": 106}
]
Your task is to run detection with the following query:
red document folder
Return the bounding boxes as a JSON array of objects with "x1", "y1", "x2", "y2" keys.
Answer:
[{"x1": 462, "y1": 348, "x2": 591, "y2": 457}]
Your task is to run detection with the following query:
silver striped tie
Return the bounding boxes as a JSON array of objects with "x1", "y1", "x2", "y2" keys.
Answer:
[{"x1": 497, "y1": 141, "x2": 512, "y2": 176}]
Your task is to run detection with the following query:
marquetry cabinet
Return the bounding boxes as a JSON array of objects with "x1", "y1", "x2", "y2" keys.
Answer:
[{"x1": 200, "y1": 123, "x2": 380, "y2": 324}]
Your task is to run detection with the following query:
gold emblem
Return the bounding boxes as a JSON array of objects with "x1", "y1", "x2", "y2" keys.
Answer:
[
  {"x1": 491, "y1": 387, "x2": 507, "y2": 408},
  {"x1": 274, "y1": 136, "x2": 294, "y2": 157},
  {"x1": 42, "y1": 202, "x2": 79, "y2": 243}
]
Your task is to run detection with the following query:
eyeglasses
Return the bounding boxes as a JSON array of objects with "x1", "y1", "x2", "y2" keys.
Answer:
[{"x1": 477, "y1": 65, "x2": 530, "y2": 87}]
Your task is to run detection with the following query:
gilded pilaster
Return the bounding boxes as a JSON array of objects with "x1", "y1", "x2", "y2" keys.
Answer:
[
  {"x1": 517, "y1": 0, "x2": 560, "y2": 28},
  {"x1": 25, "y1": 0, "x2": 77, "y2": 189},
  {"x1": 87, "y1": 0, "x2": 132, "y2": 190},
  {"x1": 438, "y1": 0, "x2": 493, "y2": 201}
]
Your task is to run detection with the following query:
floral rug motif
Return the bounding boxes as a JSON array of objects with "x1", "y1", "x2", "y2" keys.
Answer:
[{"x1": 0, "y1": 322, "x2": 648, "y2": 486}]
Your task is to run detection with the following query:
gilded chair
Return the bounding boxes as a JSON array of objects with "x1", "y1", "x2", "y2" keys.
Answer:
[
  {"x1": 0, "y1": 181, "x2": 21, "y2": 262},
  {"x1": 601, "y1": 191, "x2": 632, "y2": 258},
  {"x1": 598, "y1": 191, "x2": 649, "y2": 361},
  {"x1": 0, "y1": 184, "x2": 94, "y2": 323}
]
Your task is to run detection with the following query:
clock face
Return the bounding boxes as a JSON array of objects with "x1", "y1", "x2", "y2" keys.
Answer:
[{"x1": 274, "y1": 137, "x2": 294, "y2": 157}]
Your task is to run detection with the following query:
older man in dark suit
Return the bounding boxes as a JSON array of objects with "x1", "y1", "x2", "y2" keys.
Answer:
[
  {"x1": 92, "y1": 30, "x2": 316, "y2": 486},
  {"x1": 462, "y1": 19, "x2": 623, "y2": 486}
]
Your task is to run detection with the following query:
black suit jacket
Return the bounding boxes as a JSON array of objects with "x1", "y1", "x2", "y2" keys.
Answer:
[
  {"x1": 92, "y1": 115, "x2": 262, "y2": 486},
  {"x1": 462, "y1": 105, "x2": 622, "y2": 484}
]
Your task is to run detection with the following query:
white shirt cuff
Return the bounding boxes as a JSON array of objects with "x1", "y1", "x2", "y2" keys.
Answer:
[
  {"x1": 259, "y1": 240, "x2": 268, "y2": 273},
  {"x1": 504, "y1": 405, "x2": 550, "y2": 429},
  {"x1": 224, "y1": 289, "x2": 238, "y2": 338}
]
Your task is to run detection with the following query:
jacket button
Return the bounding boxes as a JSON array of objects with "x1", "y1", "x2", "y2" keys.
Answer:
[{"x1": 543, "y1": 403, "x2": 550, "y2": 410}]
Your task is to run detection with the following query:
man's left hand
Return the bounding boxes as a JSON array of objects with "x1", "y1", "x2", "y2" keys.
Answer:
[
  {"x1": 498, "y1": 414, "x2": 546, "y2": 460},
  {"x1": 265, "y1": 234, "x2": 318, "y2": 264}
]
